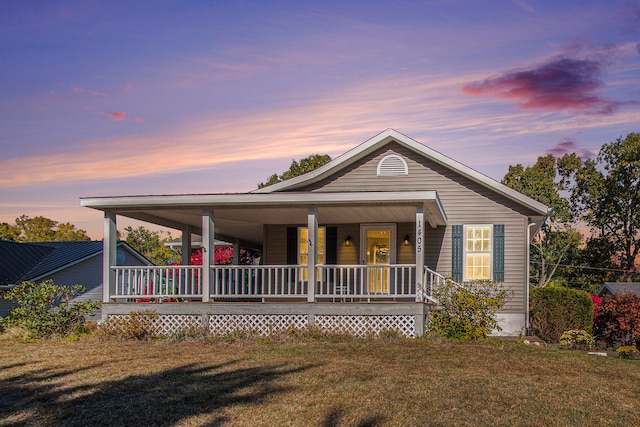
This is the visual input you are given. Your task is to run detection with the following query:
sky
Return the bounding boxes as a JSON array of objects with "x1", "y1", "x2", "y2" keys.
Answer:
[{"x1": 1, "y1": 0, "x2": 639, "y2": 239}]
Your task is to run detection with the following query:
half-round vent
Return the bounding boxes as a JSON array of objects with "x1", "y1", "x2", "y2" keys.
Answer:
[{"x1": 377, "y1": 154, "x2": 408, "y2": 176}]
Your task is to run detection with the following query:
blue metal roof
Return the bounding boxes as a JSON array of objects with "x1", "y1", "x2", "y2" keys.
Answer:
[
  {"x1": 0, "y1": 241, "x2": 105, "y2": 284},
  {"x1": 0, "y1": 241, "x2": 54, "y2": 285}
]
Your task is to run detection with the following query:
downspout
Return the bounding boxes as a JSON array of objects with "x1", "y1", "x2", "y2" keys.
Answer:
[{"x1": 526, "y1": 209, "x2": 551, "y2": 336}]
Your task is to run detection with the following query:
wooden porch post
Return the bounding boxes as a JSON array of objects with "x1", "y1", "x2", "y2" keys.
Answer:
[
  {"x1": 202, "y1": 210, "x2": 215, "y2": 302},
  {"x1": 181, "y1": 225, "x2": 192, "y2": 266},
  {"x1": 415, "y1": 207, "x2": 425, "y2": 302},
  {"x1": 307, "y1": 208, "x2": 317, "y2": 303},
  {"x1": 103, "y1": 211, "x2": 117, "y2": 303}
]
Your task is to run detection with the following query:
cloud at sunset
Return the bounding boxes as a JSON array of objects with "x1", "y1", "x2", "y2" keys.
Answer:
[
  {"x1": 109, "y1": 111, "x2": 126, "y2": 121},
  {"x1": 72, "y1": 86, "x2": 103, "y2": 97},
  {"x1": 545, "y1": 138, "x2": 595, "y2": 159},
  {"x1": 461, "y1": 57, "x2": 630, "y2": 115}
]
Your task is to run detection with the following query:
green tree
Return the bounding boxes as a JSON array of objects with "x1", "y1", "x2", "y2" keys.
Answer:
[
  {"x1": 0, "y1": 222, "x2": 20, "y2": 240},
  {"x1": 502, "y1": 154, "x2": 583, "y2": 287},
  {"x1": 567, "y1": 133, "x2": 640, "y2": 281},
  {"x1": 257, "y1": 154, "x2": 331, "y2": 188},
  {"x1": 1, "y1": 280, "x2": 100, "y2": 338},
  {"x1": 124, "y1": 226, "x2": 179, "y2": 266},
  {"x1": 2, "y1": 215, "x2": 91, "y2": 242}
]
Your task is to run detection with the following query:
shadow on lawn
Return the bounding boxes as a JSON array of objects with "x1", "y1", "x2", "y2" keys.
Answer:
[
  {"x1": 0, "y1": 359, "x2": 317, "y2": 426},
  {"x1": 321, "y1": 407, "x2": 386, "y2": 427}
]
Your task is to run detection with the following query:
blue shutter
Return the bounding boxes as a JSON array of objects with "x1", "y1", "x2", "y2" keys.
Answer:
[
  {"x1": 493, "y1": 224, "x2": 504, "y2": 282},
  {"x1": 451, "y1": 225, "x2": 463, "y2": 282}
]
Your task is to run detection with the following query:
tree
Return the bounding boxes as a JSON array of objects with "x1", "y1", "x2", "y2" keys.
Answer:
[
  {"x1": 124, "y1": 226, "x2": 179, "y2": 266},
  {"x1": 0, "y1": 222, "x2": 20, "y2": 240},
  {"x1": 257, "y1": 154, "x2": 331, "y2": 188},
  {"x1": 568, "y1": 133, "x2": 640, "y2": 281},
  {"x1": 1, "y1": 215, "x2": 90, "y2": 242},
  {"x1": 502, "y1": 154, "x2": 582, "y2": 287}
]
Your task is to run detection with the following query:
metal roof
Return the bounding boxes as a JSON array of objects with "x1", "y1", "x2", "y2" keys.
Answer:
[
  {"x1": 0, "y1": 241, "x2": 149, "y2": 285},
  {"x1": 0, "y1": 241, "x2": 54, "y2": 285},
  {"x1": 598, "y1": 282, "x2": 640, "y2": 297}
]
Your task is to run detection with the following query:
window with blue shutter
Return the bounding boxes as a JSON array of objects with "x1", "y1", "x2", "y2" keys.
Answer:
[{"x1": 453, "y1": 224, "x2": 505, "y2": 282}]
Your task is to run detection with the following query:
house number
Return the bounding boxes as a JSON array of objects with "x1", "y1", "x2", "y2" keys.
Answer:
[{"x1": 416, "y1": 222, "x2": 423, "y2": 253}]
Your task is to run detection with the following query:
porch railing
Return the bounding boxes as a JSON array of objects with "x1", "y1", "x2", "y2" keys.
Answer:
[
  {"x1": 211, "y1": 265, "x2": 307, "y2": 300},
  {"x1": 316, "y1": 265, "x2": 417, "y2": 299},
  {"x1": 110, "y1": 264, "x2": 446, "y2": 302},
  {"x1": 112, "y1": 266, "x2": 201, "y2": 300}
]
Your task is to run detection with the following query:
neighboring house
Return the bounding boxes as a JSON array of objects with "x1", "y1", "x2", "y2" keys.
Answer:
[
  {"x1": 81, "y1": 129, "x2": 548, "y2": 337},
  {"x1": 598, "y1": 282, "x2": 640, "y2": 297},
  {"x1": 0, "y1": 240, "x2": 151, "y2": 318}
]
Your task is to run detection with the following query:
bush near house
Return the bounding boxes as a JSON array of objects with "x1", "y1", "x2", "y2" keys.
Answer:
[
  {"x1": 593, "y1": 292, "x2": 640, "y2": 349},
  {"x1": 0, "y1": 280, "x2": 100, "y2": 339},
  {"x1": 427, "y1": 280, "x2": 507, "y2": 340},
  {"x1": 530, "y1": 285, "x2": 593, "y2": 343}
]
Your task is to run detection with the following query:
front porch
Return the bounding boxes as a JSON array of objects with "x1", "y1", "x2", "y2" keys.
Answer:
[{"x1": 84, "y1": 190, "x2": 449, "y2": 337}]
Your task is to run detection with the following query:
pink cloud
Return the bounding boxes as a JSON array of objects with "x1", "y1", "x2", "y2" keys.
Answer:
[
  {"x1": 124, "y1": 83, "x2": 134, "y2": 93},
  {"x1": 110, "y1": 111, "x2": 126, "y2": 121},
  {"x1": 134, "y1": 116, "x2": 144, "y2": 123},
  {"x1": 461, "y1": 57, "x2": 635, "y2": 115},
  {"x1": 72, "y1": 86, "x2": 104, "y2": 97},
  {"x1": 545, "y1": 138, "x2": 595, "y2": 159}
]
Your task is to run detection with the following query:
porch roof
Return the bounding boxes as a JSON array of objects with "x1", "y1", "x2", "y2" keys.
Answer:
[{"x1": 81, "y1": 191, "x2": 446, "y2": 245}]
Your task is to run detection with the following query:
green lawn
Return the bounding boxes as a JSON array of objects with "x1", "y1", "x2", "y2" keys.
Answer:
[{"x1": 1, "y1": 335, "x2": 638, "y2": 426}]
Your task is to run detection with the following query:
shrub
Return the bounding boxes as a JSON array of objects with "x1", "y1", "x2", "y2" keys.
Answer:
[
  {"x1": 593, "y1": 292, "x2": 640, "y2": 348},
  {"x1": 168, "y1": 326, "x2": 211, "y2": 343},
  {"x1": 427, "y1": 280, "x2": 507, "y2": 340},
  {"x1": 559, "y1": 329, "x2": 594, "y2": 350},
  {"x1": 0, "y1": 280, "x2": 100, "y2": 339},
  {"x1": 100, "y1": 310, "x2": 159, "y2": 340},
  {"x1": 529, "y1": 285, "x2": 593, "y2": 343},
  {"x1": 616, "y1": 346, "x2": 636, "y2": 360}
]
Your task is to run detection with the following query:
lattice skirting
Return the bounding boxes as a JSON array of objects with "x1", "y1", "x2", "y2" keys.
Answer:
[
  {"x1": 314, "y1": 315, "x2": 415, "y2": 338},
  {"x1": 104, "y1": 313, "x2": 417, "y2": 337},
  {"x1": 208, "y1": 314, "x2": 308, "y2": 336},
  {"x1": 105, "y1": 314, "x2": 202, "y2": 336}
]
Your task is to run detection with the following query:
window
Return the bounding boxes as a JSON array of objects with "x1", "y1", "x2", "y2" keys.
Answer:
[
  {"x1": 298, "y1": 227, "x2": 326, "y2": 266},
  {"x1": 464, "y1": 225, "x2": 492, "y2": 280}
]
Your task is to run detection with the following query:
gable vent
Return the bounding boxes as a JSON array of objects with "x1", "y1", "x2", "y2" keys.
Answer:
[{"x1": 377, "y1": 155, "x2": 408, "y2": 176}]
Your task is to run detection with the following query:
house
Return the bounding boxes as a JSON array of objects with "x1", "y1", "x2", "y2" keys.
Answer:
[
  {"x1": 80, "y1": 129, "x2": 548, "y2": 337},
  {"x1": 0, "y1": 240, "x2": 151, "y2": 319},
  {"x1": 598, "y1": 282, "x2": 640, "y2": 297}
]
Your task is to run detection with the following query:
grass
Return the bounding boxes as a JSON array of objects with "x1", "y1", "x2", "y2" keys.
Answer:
[{"x1": 1, "y1": 334, "x2": 639, "y2": 426}]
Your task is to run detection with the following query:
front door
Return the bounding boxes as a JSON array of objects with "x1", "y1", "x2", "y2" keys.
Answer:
[{"x1": 361, "y1": 224, "x2": 396, "y2": 294}]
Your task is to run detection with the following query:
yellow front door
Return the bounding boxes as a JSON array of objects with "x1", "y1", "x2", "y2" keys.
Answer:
[{"x1": 363, "y1": 226, "x2": 393, "y2": 293}]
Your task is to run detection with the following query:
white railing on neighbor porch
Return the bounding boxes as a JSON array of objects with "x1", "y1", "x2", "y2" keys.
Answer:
[{"x1": 110, "y1": 264, "x2": 446, "y2": 302}]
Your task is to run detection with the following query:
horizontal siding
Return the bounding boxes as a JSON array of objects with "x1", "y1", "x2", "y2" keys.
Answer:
[{"x1": 291, "y1": 142, "x2": 531, "y2": 314}]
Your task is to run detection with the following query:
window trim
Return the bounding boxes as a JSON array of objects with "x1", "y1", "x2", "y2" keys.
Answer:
[
  {"x1": 298, "y1": 226, "x2": 326, "y2": 266},
  {"x1": 463, "y1": 224, "x2": 493, "y2": 281}
]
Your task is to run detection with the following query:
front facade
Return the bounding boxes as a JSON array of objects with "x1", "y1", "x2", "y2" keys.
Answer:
[{"x1": 81, "y1": 129, "x2": 548, "y2": 337}]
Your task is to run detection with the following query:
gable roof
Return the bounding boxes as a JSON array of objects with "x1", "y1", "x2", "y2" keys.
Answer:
[
  {"x1": 0, "y1": 241, "x2": 150, "y2": 285},
  {"x1": 252, "y1": 128, "x2": 548, "y2": 216},
  {"x1": 598, "y1": 282, "x2": 640, "y2": 297}
]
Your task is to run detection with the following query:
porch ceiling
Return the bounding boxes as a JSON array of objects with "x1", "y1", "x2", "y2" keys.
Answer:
[{"x1": 81, "y1": 191, "x2": 447, "y2": 245}]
